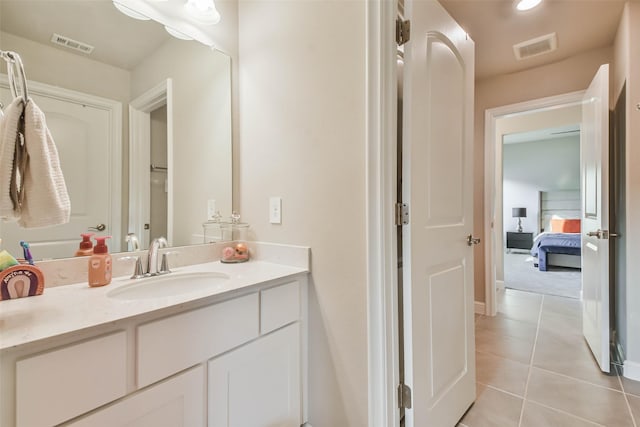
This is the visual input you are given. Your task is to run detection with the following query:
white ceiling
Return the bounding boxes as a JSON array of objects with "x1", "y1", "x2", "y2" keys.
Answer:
[
  {"x1": 0, "y1": 0, "x2": 171, "y2": 70},
  {"x1": 1, "y1": 0, "x2": 628, "y2": 78},
  {"x1": 438, "y1": 0, "x2": 627, "y2": 80}
]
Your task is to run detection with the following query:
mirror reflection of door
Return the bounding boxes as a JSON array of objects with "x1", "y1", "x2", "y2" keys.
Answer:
[
  {"x1": 0, "y1": 81, "x2": 121, "y2": 260},
  {"x1": 149, "y1": 105, "x2": 168, "y2": 242}
]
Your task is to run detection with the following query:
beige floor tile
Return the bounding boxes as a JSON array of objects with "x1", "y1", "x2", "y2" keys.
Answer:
[
  {"x1": 496, "y1": 291, "x2": 542, "y2": 325},
  {"x1": 526, "y1": 368, "x2": 633, "y2": 426},
  {"x1": 542, "y1": 294, "x2": 583, "y2": 318},
  {"x1": 476, "y1": 350, "x2": 530, "y2": 397},
  {"x1": 458, "y1": 384, "x2": 522, "y2": 427},
  {"x1": 476, "y1": 313, "x2": 538, "y2": 342},
  {"x1": 498, "y1": 288, "x2": 544, "y2": 305},
  {"x1": 475, "y1": 327, "x2": 534, "y2": 364},
  {"x1": 620, "y1": 372, "x2": 640, "y2": 397},
  {"x1": 539, "y1": 311, "x2": 582, "y2": 336},
  {"x1": 520, "y1": 401, "x2": 603, "y2": 427},
  {"x1": 627, "y1": 394, "x2": 640, "y2": 424},
  {"x1": 533, "y1": 328, "x2": 621, "y2": 390}
]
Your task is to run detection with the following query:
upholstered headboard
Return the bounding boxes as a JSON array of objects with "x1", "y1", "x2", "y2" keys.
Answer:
[{"x1": 539, "y1": 190, "x2": 581, "y2": 233}]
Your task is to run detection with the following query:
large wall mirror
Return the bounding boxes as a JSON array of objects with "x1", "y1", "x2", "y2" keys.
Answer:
[{"x1": 0, "y1": 0, "x2": 232, "y2": 260}]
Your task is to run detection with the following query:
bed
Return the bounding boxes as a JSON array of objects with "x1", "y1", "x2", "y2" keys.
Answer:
[
  {"x1": 531, "y1": 232, "x2": 581, "y2": 271},
  {"x1": 530, "y1": 190, "x2": 582, "y2": 271}
]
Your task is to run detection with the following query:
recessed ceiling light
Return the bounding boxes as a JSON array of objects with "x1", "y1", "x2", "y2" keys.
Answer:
[{"x1": 516, "y1": 0, "x2": 542, "y2": 11}]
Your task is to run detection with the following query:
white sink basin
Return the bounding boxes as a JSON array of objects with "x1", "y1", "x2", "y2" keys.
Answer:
[{"x1": 107, "y1": 272, "x2": 230, "y2": 300}]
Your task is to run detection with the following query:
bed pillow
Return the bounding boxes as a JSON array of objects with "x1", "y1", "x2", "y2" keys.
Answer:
[{"x1": 550, "y1": 218, "x2": 581, "y2": 233}]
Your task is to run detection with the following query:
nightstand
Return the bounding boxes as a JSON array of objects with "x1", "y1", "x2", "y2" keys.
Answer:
[{"x1": 506, "y1": 232, "x2": 534, "y2": 252}]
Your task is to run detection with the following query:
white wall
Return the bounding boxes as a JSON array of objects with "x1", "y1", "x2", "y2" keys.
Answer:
[
  {"x1": 237, "y1": 1, "x2": 368, "y2": 425},
  {"x1": 503, "y1": 136, "x2": 580, "y2": 238},
  {"x1": 130, "y1": 39, "x2": 233, "y2": 247},
  {"x1": 613, "y1": 1, "x2": 640, "y2": 379}
]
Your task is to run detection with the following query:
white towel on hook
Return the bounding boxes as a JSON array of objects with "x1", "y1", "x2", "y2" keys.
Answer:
[
  {"x1": 0, "y1": 97, "x2": 24, "y2": 220},
  {"x1": 17, "y1": 98, "x2": 70, "y2": 228}
]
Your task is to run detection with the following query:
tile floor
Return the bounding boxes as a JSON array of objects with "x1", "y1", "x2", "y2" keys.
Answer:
[{"x1": 458, "y1": 288, "x2": 640, "y2": 427}]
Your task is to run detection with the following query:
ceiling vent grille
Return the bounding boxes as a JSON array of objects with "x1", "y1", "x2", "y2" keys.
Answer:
[
  {"x1": 513, "y1": 33, "x2": 557, "y2": 60},
  {"x1": 50, "y1": 33, "x2": 94, "y2": 54}
]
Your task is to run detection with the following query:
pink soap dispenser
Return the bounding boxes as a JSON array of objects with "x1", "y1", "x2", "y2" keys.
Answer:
[
  {"x1": 88, "y1": 236, "x2": 112, "y2": 287},
  {"x1": 74, "y1": 233, "x2": 95, "y2": 257}
]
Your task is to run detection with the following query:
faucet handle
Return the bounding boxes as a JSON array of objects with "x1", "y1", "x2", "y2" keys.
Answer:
[
  {"x1": 159, "y1": 251, "x2": 178, "y2": 275},
  {"x1": 159, "y1": 253, "x2": 170, "y2": 275},
  {"x1": 118, "y1": 256, "x2": 146, "y2": 279},
  {"x1": 132, "y1": 257, "x2": 146, "y2": 278}
]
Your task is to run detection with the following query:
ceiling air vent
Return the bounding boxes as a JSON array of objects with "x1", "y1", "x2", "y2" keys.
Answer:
[
  {"x1": 513, "y1": 32, "x2": 557, "y2": 60},
  {"x1": 50, "y1": 33, "x2": 94, "y2": 54}
]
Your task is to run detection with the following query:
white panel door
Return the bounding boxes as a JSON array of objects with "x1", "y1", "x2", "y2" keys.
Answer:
[
  {"x1": 581, "y1": 64, "x2": 611, "y2": 373},
  {"x1": 402, "y1": 0, "x2": 476, "y2": 425},
  {"x1": 0, "y1": 87, "x2": 113, "y2": 260}
]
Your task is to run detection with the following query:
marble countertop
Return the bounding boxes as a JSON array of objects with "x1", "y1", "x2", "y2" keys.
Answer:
[{"x1": 0, "y1": 259, "x2": 308, "y2": 351}]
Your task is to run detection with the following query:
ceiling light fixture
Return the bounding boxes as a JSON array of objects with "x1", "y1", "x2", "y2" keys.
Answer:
[
  {"x1": 184, "y1": 0, "x2": 221, "y2": 25},
  {"x1": 516, "y1": 0, "x2": 542, "y2": 11},
  {"x1": 164, "y1": 25, "x2": 194, "y2": 41},
  {"x1": 112, "y1": 1, "x2": 151, "y2": 20}
]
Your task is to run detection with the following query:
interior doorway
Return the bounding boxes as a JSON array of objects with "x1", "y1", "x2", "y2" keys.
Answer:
[
  {"x1": 129, "y1": 79, "x2": 173, "y2": 250},
  {"x1": 483, "y1": 91, "x2": 585, "y2": 316},
  {"x1": 501, "y1": 122, "x2": 582, "y2": 300}
]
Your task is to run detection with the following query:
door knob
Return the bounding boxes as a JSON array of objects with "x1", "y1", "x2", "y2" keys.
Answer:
[
  {"x1": 467, "y1": 235, "x2": 481, "y2": 246},
  {"x1": 88, "y1": 223, "x2": 106, "y2": 232},
  {"x1": 586, "y1": 230, "x2": 602, "y2": 238},
  {"x1": 586, "y1": 229, "x2": 618, "y2": 239}
]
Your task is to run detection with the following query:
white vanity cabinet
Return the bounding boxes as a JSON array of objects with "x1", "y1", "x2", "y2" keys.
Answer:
[{"x1": 0, "y1": 274, "x2": 307, "y2": 427}]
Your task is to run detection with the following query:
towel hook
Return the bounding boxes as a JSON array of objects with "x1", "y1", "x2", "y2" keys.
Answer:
[{"x1": 1, "y1": 50, "x2": 29, "y2": 103}]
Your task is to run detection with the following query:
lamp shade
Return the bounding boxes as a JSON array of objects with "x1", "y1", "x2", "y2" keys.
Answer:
[{"x1": 512, "y1": 207, "x2": 527, "y2": 218}]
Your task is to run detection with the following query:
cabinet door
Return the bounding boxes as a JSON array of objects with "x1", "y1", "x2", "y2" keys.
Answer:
[
  {"x1": 67, "y1": 366, "x2": 204, "y2": 427},
  {"x1": 208, "y1": 323, "x2": 301, "y2": 427}
]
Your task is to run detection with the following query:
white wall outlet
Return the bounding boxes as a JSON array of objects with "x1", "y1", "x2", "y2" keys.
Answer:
[
  {"x1": 269, "y1": 197, "x2": 282, "y2": 224},
  {"x1": 207, "y1": 199, "x2": 217, "y2": 220}
]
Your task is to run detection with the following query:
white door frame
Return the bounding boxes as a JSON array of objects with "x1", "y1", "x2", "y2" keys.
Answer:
[
  {"x1": 365, "y1": 1, "x2": 400, "y2": 426},
  {"x1": 0, "y1": 74, "x2": 123, "y2": 252},
  {"x1": 129, "y1": 79, "x2": 173, "y2": 249},
  {"x1": 483, "y1": 90, "x2": 585, "y2": 316}
]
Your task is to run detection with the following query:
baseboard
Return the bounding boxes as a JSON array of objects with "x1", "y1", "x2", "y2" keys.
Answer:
[
  {"x1": 496, "y1": 280, "x2": 505, "y2": 290},
  {"x1": 474, "y1": 301, "x2": 486, "y2": 315},
  {"x1": 623, "y1": 360, "x2": 640, "y2": 381}
]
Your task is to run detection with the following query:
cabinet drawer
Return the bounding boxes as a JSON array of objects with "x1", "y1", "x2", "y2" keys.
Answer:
[
  {"x1": 67, "y1": 366, "x2": 204, "y2": 427},
  {"x1": 137, "y1": 293, "x2": 259, "y2": 388},
  {"x1": 260, "y1": 281, "x2": 300, "y2": 334},
  {"x1": 16, "y1": 331, "x2": 127, "y2": 427}
]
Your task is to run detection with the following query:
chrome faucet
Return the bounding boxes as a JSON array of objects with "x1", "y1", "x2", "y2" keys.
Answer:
[
  {"x1": 126, "y1": 232, "x2": 140, "y2": 252},
  {"x1": 146, "y1": 237, "x2": 168, "y2": 276}
]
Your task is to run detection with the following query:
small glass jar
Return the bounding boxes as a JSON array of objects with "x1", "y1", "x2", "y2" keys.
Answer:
[{"x1": 220, "y1": 220, "x2": 250, "y2": 263}]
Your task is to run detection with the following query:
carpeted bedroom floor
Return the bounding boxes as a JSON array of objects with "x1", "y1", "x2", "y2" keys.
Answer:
[{"x1": 503, "y1": 252, "x2": 582, "y2": 299}]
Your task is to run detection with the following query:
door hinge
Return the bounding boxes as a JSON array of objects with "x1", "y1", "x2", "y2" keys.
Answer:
[
  {"x1": 396, "y1": 18, "x2": 411, "y2": 46},
  {"x1": 398, "y1": 383, "x2": 412, "y2": 409},
  {"x1": 395, "y1": 203, "x2": 409, "y2": 226}
]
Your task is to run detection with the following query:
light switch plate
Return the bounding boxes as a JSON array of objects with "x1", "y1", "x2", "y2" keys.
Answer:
[{"x1": 269, "y1": 197, "x2": 282, "y2": 224}]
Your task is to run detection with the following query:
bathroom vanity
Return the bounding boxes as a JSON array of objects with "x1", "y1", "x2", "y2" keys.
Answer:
[{"x1": 0, "y1": 246, "x2": 309, "y2": 427}]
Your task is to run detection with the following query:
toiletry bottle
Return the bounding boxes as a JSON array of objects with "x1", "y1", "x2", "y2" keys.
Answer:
[
  {"x1": 74, "y1": 233, "x2": 95, "y2": 257},
  {"x1": 88, "y1": 236, "x2": 112, "y2": 287}
]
